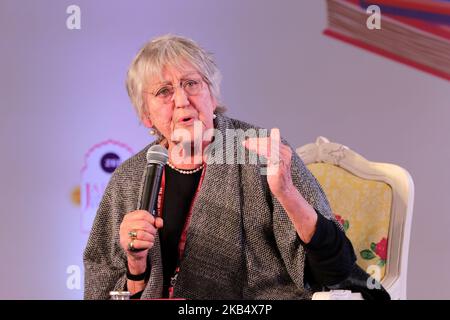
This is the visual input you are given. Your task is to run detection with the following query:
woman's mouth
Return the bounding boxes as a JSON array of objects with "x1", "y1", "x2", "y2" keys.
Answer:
[{"x1": 177, "y1": 116, "x2": 195, "y2": 126}]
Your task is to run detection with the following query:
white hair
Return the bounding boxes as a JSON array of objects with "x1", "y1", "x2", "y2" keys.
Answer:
[{"x1": 126, "y1": 34, "x2": 226, "y2": 120}]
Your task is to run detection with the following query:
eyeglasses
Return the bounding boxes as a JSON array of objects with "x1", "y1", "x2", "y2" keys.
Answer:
[{"x1": 146, "y1": 77, "x2": 205, "y2": 104}]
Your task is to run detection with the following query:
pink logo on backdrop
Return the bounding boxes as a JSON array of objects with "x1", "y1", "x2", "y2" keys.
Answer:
[{"x1": 80, "y1": 140, "x2": 134, "y2": 234}]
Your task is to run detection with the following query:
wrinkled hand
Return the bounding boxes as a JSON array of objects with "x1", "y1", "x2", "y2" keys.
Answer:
[
  {"x1": 119, "y1": 210, "x2": 164, "y2": 263},
  {"x1": 242, "y1": 128, "x2": 295, "y2": 198}
]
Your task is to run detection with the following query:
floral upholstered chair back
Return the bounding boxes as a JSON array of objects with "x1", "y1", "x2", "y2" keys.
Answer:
[{"x1": 297, "y1": 137, "x2": 414, "y2": 300}]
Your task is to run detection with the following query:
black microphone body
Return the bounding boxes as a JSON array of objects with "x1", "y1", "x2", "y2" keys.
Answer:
[
  {"x1": 138, "y1": 163, "x2": 164, "y2": 215},
  {"x1": 137, "y1": 145, "x2": 169, "y2": 215}
]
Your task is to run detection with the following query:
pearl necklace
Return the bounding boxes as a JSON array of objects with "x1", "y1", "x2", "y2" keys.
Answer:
[{"x1": 167, "y1": 161, "x2": 204, "y2": 174}]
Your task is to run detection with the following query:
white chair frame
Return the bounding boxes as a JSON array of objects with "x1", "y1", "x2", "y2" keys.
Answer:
[{"x1": 297, "y1": 137, "x2": 414, "y2": 300}]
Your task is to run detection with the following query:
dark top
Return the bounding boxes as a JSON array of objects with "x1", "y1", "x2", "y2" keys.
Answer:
[
  {"x1": 303, "y1": 212, "x2": 356, "y2": 290},
  {"x1": 159, "y1": 165, "x2": 203, "y2": 297},
  {"x1": 130, "y1": 165, "x2": 355, "y2": 298}
]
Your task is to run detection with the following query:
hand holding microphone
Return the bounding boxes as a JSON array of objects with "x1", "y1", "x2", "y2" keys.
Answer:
[
  {"x1": 119, "y1": 145, "x2": 168, "y2": 265},
  {"x1": 119, "y1": 210, "x2": 164, "y2": 261}
]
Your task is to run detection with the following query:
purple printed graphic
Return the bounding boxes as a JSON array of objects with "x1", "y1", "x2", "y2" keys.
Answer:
[
  {"x1": 80, "y1": 140, "x2": 134, "y2": 234},
  {"x1": 100, "y1": 152, "x2": 121, "y2": 173}
]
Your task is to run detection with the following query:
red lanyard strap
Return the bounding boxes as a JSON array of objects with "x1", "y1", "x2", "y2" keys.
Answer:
[{"x1": 156, "y1": 164, "x2": 207, "y2": 298}]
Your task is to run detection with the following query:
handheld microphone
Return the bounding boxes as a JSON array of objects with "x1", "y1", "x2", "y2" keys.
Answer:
[{"x1": 138, "y1": 144, "x2": 169, "y2": 215}]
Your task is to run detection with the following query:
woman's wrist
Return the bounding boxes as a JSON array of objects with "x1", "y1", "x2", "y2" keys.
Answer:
[
  {"x1": 274, "y1": 183, "x2": 318, "y2": 244},
  {"x1": 273, "y1": 182, "x2": 298, "y2": 203},
  {"x1": 127, "y1": 257, "x2": 147, "y2": 275}
]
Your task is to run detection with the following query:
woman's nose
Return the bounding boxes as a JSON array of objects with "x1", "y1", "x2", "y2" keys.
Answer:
[{"x1": 173, "y1": 86, "x2": 190, "y2": 108}]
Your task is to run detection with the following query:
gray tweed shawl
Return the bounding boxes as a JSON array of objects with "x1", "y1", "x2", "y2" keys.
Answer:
[{"x1": 83, "y1": 114, "x2": 335, "y2": 300}]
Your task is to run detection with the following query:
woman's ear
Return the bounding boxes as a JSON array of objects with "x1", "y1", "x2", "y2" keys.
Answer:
[
  {"x1": 141, "y1": 113, "x2": 153, "y2": 129},
  {"x1": 211, "y1": 97, "x2": 218, "y2": 113}
]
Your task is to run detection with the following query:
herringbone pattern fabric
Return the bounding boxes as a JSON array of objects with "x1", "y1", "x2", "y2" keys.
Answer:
[{"x1": 83, "y1": 114, "x2": 338, "y2": 300}]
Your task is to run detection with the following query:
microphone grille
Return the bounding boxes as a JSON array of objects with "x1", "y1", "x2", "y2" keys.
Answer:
[{"x1": 146, "y1": 145, "x2": 169, "y2": 165}]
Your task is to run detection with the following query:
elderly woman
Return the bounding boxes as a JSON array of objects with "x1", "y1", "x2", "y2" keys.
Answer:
[{"x1": 83, "y1": 35, "x2": 363, "y2": 300}]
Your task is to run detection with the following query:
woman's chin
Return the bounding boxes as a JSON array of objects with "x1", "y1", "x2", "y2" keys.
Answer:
[
  {"x1": 170, "y1": 134, "x2": 201, "y2": 147},
  {"x1": 171, "y1": 123, "x2": 205, "y2": 143}
]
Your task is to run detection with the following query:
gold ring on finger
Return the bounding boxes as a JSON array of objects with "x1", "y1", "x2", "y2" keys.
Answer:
[
  {"x1": 128, "y1": 240, "x2": 135, "y2": 251},
  {"x1": 128, "y1": 230, "x2": 137, "y2": 239}
]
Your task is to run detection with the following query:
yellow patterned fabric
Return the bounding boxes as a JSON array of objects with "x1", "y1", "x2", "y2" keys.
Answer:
[{"x1": 307, "y1": 163, "x2": 392, "y2": 280}]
